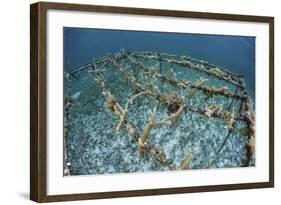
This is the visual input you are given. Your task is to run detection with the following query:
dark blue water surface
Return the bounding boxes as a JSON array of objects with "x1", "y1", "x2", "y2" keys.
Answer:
[{"x1": 64, "y1": 27, "x2": 255, "y2": 96}]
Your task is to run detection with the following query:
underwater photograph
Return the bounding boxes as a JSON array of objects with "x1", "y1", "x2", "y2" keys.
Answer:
[{"x1": 63, "y1": 27, "x2": 256, "y2": 176}]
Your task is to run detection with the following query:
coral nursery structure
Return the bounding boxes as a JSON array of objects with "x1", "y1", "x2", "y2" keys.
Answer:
[{"x1": 64, "y1": 51, "x2": 255, "y2": 176}]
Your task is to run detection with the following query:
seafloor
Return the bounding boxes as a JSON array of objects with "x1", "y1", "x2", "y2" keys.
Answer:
[{"x1": 65, "y1": 52, "x2": 254, "y2": 175}]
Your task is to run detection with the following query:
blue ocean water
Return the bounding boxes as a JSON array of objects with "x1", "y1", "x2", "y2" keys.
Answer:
[
  {"x1": 64, "y1": 27, "x2": 255, "y2": 95},
  {"x1": 63, "y1": 27, "x2": 256, "y2": 176}
]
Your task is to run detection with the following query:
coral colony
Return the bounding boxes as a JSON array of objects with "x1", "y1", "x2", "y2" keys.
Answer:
[{"x1": 63, "y1": 51, "x2": 255, "y2": 176}]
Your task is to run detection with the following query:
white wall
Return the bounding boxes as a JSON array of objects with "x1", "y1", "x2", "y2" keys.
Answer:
[{"x1": 0, "y1": 0, "x2": 279, "y2": 204}]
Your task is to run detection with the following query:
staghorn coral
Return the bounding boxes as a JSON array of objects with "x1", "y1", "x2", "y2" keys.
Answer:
[{"x1": 64, "y1": 51, "x2": 255, "y2": 175}]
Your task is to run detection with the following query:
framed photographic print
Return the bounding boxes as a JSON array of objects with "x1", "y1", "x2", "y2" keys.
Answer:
[{"x1": 30, "y1": 1, "x2": 274, "y2": 202}]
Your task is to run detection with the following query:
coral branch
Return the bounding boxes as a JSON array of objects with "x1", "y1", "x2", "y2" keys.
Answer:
[
  {"x1": 125, "y1": 91, "x2": 152, "y2": 109},
  {"x1": 116, "y1": 109, "x2": 128, "y2": 133},
  {"x1": 188, "y1": 78, "x2": 208, "y2": 99},
  {"x1": 180, "y1": 152, "x2": 193, "y2": 170},
  {"x1": 139, "y1": 111, "x2": 157, "y2": 158},
  {"x1": 225, "y1": 107, "x2": 236, "y2": 129},
  {"x1": 204, "y1": 104, "x2": 221, "y2": 118}
]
